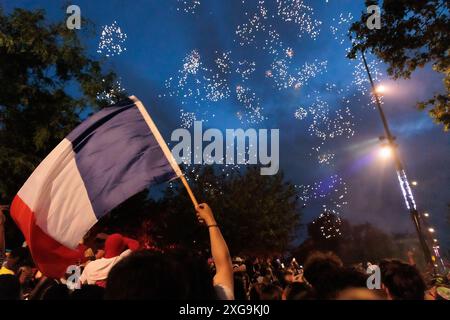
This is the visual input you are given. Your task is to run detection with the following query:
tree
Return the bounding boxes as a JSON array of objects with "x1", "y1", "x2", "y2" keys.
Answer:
[
  {"x1": 307, "y1": 209, "x2": 343, "y2": 252},
  {"x1": 338, "y1": 221, "x2": 396, "y2": 265},
  {"x1": 0, "y1": 7, "x2": 126, "y2": 203},
  {"x1": 155, "y1": 166, "x2": 302, "y2": 256},
  {"x1": 348, "y1": 0, "x2": 450, "y2": 130},
  {"x1": 293, "y1": 211, "x2": 403, "y2": 265}
]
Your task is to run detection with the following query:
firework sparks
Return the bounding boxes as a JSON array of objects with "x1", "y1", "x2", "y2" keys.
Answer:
[
  {"x1": 177, "y1": 0, "x2": 201, "y2": 14},
  {"x1": 97, "y1": 21, "x2": 127, "y2": 57},
  {"x1": 296, "y1": 174, "x2": 349, "y2": 214},
  {"x1": 96, "y1": 78, "x2": 125, "y2": 104},
  {"x1": 294, "y1": 107, "x2": 308, "y2": 120},
  {"x1": 236, "y1": 85, "x2": 265, "y2": 124},
  {"x1": 330, "y1": 12, "x2": 354, "y2": 46},
  {"x1": 276, "y1": 0, "x2": 322, "y2": 40}
]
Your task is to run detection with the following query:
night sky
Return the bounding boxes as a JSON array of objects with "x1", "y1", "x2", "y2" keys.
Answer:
[{"x1": 3, "y1": 1, "x2": 449, "y2": 248}]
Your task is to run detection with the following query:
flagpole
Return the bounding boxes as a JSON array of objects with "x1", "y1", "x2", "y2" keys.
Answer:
[
  {"x1": 179, "y1": 175, "x2": 199, "y2": 207},
  {"x1": 131, "y1": 96, "x2": 199, "y2": 208}
]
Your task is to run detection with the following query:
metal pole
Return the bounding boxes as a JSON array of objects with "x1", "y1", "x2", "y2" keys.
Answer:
[{"x1": 361, "y1": 51, "x2": 434, "y2": 266}]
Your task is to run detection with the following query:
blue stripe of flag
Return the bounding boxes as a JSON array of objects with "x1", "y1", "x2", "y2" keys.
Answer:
[{"x1": 66, "y1": 100, "x2": 177, "y2": 219}]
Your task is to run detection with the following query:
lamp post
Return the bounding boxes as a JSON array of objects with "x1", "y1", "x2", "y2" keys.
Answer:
[{"x1": 361, "y1": 51, "x2": 434, "y2": 266}]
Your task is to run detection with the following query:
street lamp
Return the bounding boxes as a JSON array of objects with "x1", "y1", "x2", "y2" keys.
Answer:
[
  {"x1": 361, "y1": 50, "x2": 434, "y2": 266},
  {"x1": 378, "y1": 145, "x2": 393, "y2": 159},
  {"x1": 375, "y1": 84, "x2": 387, "y2": 94}
]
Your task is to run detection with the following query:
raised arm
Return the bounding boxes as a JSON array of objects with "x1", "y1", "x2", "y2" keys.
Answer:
[{"x1": 195, "y1": 203, "x2": 233, "y2": 293}]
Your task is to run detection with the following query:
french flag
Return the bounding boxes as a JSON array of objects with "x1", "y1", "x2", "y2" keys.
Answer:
[{"x1": 10, "y1": 96, "x2": 182, "y2": 278}]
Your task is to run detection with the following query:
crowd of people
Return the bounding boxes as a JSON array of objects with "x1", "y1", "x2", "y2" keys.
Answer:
[{"x1": 1, "y1": 204, "x2": 449, "y2": 300}]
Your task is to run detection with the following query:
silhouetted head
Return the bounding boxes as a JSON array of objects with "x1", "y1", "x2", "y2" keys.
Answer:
[
  {"x1": 0, "y1": 275, "x2": 21, "y2": 300},
  {"x1": 71, "y1": 285, "x2": 105, "y2": 300},
  {"x1": 303, "y1": 251, "x2": 343, "y2": 299},
  {"x1": 284, "y1": 282, "x2": 314, "y2": 300},
  {"x1": 41, "y1": 283, "x2": 70, "y2": 300},
  {"x1": 6, "y1": 247, "x2": 33, "y2": 272},
  {"x1": 105, "y1": 249, "x2": 216, "y2": 299},
  {"x1": 380, "y1": 260, "x2": 426, "y2": 300},
  {"x1": 259, "y1": 284, "x2": 283, "y2": 300},
  {"x1": 338, "y1": 267, "x2": 368, "y2": 289}
]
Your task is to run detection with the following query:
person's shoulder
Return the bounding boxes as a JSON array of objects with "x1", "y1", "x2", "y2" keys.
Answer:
[
  {"x1": 119, "y1": 249, "x2": 132, "y2": 258},
  {"x1": 82, "y1": 259, "x2": 101, "y2": 272}
]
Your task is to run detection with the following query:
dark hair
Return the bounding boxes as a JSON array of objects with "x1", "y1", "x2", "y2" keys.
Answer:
[
  {"x1": 285, "y1": 282, "x2": 314, "y2": 300},
  {"x1": 249, "y1": 283, "x2": 261, "y2": 301},
  {"x1": 259, "y1": 284, "x2": 282, "y2": 300},
  {"x1": 105, "y1": 249, "x2": 216, "y2": 299},
  {"x1": 303, "y1": 251, "x2": 343, "y2": 299},
  {"x1": 380, "y1": 260, "x2": 425, "y2": 300},
  {"x1": 338, "y1": 267, "x2": 368, "y2": 288},
  {"x1": 71, "y1": 285, "x2": 105, "y2": 300},
  {"x1": 8, "y1": 247, "x2": 34, "y2": 269},
  {"x1": 0, "y1": 275, "x2": 21, "y2": 300},
  {"x1": 41, "y1": 283, "x2": 70, "y2": 300}
]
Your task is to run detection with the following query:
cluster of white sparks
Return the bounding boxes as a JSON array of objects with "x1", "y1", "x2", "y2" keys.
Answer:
[
  {"x1": 296, "y1": 174, "x2": 349, "y2": 215},
  {"x1": 303, "y1": 94, "x2": 355, "y2": 141},
  {"x1": 179, "y1": 110, "x2": 197, "y2": 128},
  {"x1": 163, "y1": 50, "x2": 233, "y2": 125},
  {"x1": 154, "y1": 1, "x2": 393, "y2": 219},
  {"x1": 330, "y1": 12, "x2": 354, "y2": 46},
  {"x1": 97, "y1": 21, "x2": 127, "y2": 57},
  {"x1": 317, "y1": 152, "x2": 335, "y2": 165},
  {"x1": 236, "y1": 60, "x2": 257, "y2": 82},
  {"x1": 176, "y1": 0, "x2": 201, "y2": 14},
  {"x1": 276, "y1": 0, "x2": 322, "y2": 40},
  {"x1": 236, "y1": 85, "x2": 266, "y2": 124},
  {"x1": 96, "y1": 78, "x2": 125, "y2": 104},
  {"x1": 294, "y1": 107, "x2": 308, "y2": 120},
  {"x1": 312, "y1": 209, "x2": 343, "y2": 239},
  {"x1": 163, "y1": 48, "x2": 267, "y2": 125},
  {"x1": 162, "y1": 1, "x2": 336, "y2": 126},
  {"x1": 352, "y1": 58, "x2": 384, "y2": 106}
]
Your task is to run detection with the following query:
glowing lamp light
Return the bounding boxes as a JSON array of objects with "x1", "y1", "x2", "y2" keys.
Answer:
[
  {"x1": 375, "y1": 84, "x2": 387, "y2": 94},
  {"x1": 378, "y1": 145, "x2": 393, "y2": 159},
  {"x1": 411, "y1": 181, "x2": 418, "y2": 186},
  {"x1": 428, "y1": 228, "x2": 435, "y2": 233},
  {"x1": 423, "y1": 213, "x2": 429, "y2": 217}
]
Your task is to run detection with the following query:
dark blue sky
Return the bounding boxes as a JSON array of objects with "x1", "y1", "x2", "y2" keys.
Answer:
[{"x1": 4, "y1": 1, "x2": 449, "y2": 248}]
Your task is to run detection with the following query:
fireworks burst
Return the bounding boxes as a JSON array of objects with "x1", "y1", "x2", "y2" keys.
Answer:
[
  {"x1": 236, "y1": 60, "x2": 257, "y2": 82},
  {"x1": 97, "y1": 21, "x2": 127, "y2": 57},
  {"x1": 330, "y1": 12, "x2": 354, "y2": 46},
  {"x1": 352, "y1": 56, "x2": 384, "y2": 106},
  {"x1": 276, "y1": 0, "x2": 322, "y2": 40},
  {"x1": 177, "y1": 0, "x2": 201, "y2": 14},
  {"x1": 236, "y1": 85, "x2": 265, "y2": 124},
  {"x1": 296, "y1": 174, "x2": 348, "y2": 214},
  {"x1": 179, "y1": 110, "x2": 197, "y2": 128},
  {"x1": 318, "y1": 152, "x2": 335, "y2": 165},
  {"x1": 294, "y1": 107, "x2": 308, "y2": 120},
  {"x1": 312, "y1": 209, "x2": 343, "y2": 239},
  {"x1": 96, "y1": 78, "x2": 125, "y2": 104}
]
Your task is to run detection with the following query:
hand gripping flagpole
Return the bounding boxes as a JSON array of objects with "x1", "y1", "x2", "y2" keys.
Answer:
[{"x1": 130, "y1": 96, "x2": 199, "y2": 208}]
